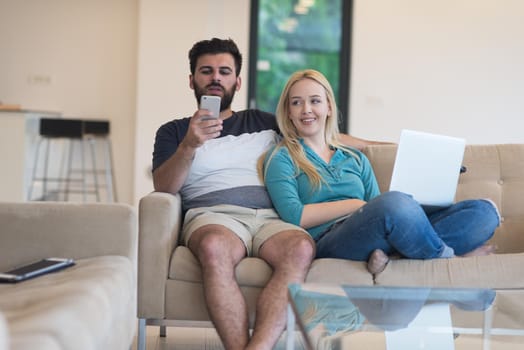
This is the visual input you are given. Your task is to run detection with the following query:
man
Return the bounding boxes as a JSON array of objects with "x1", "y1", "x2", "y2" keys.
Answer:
[{"x1": 152, "y1": 37, "x2": 376, "y2": 350}]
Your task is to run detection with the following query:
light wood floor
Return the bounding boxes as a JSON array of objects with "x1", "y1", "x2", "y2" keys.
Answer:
[
  {"x1": 131, "y1": 326, "x2": 225, "y2": 350},
  {"x1": 131, "y1": 325, "x2": 305, "y2": 350}
]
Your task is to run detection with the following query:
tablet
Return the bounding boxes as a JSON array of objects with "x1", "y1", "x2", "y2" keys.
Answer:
[{"x1": 0, "y1": 257, "x2": 75, "y2": 283}]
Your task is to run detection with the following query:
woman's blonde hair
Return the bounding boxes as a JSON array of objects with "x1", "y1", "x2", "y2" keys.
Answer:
[{"x1": 260, "y1": 69, "x2": 359, "y2": 189}]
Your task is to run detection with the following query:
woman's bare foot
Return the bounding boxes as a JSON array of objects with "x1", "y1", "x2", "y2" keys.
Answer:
[
  {"x1": 367, "y1": 249, "x2": 390, "y2": 274},
  {"x1": 461, "y1": 244, "x2": 497, "y2": 257}
]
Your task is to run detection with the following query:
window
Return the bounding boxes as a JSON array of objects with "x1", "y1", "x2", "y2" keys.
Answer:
[{"x1": 248, "y1": 0, "x2": 352, "y2": 132}]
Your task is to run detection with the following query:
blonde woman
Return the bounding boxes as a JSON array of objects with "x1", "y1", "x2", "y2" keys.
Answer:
[{"x1": 261, "y1": 69, "x2": 499, "y2": 272}]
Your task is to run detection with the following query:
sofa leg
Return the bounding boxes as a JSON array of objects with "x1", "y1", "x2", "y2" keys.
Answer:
[
  {"x1": 160, "y1": 325, "x2": 167, "y2": 337},
  {"x1": 137, "y1": 318, "x2": 146, "y2": 350}
]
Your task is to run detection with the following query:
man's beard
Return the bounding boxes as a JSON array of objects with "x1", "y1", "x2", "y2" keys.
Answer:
[{"x1": 193, "y1": 81, "x2": 237, "y2": 112}]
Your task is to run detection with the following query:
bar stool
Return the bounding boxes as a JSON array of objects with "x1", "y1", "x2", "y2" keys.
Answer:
[
  {"x1": 83, "y1": 119, "x2": 117, "y2": 202},
  {"x1": 27, "y1": 118, "x2": 117, "y2": 202}
]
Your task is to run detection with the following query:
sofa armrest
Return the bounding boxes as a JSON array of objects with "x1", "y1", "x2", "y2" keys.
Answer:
[
  {"x1": 0, "y1": 313, "x2": 7, "y2": 350},
  {"x1": 0, "y1": 201, "x2": 137, "y2": 272},
  {"x1": 138, "y1": 192, "x2": 183, "y2": 318}
]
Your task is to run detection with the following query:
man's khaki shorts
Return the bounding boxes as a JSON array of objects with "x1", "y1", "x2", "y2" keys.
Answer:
[{"x1": 182, "y1": 204, "x2": 309, "y2": 256}]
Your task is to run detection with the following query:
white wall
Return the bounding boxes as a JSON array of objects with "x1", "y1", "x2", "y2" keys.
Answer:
[
  {"x1": 350, "y1": 0, "x2": 524, "y2": 144},
  {"x1": 0, "y1": 0, "x2": 138, "y2": 204}
]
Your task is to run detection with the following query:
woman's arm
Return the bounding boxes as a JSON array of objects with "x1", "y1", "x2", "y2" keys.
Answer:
[
  {"x1": 264, "y1": 149, "x2": 366, "y2": 229},
  {"x1": 300, "y1": 199, "x2": 366, "y2": 229}
]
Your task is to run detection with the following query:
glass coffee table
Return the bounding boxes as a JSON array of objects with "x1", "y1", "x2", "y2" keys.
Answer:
[{"x1": 286, "y1": 283, "x2": 524, "y2": 350}]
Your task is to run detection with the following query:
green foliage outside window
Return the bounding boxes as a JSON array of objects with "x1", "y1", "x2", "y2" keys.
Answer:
[{"x1": 255, "y1": 0, "x2": 343, "y2": 114}]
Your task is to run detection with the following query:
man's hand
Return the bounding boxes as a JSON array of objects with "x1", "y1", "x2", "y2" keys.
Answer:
[{"x1": 181, "y1": 109, "x2": 223, "y2": 148}]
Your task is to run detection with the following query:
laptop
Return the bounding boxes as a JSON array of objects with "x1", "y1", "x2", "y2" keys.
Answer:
[{"x1": 389, "y1": 129, "x2": 466, "y2": 207}]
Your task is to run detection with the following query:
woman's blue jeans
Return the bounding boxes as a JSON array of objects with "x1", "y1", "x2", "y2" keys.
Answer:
[{"x1": 315, "y1": 191, "x2": 500, "y2": 261}]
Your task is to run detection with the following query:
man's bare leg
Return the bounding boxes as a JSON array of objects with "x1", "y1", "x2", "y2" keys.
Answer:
[
  {"x1": 188, "y1": 224, "x2": 249, "y2": 350},
  {"x1": 246, "y1": 230, "x2": 315, "y2": 350}
]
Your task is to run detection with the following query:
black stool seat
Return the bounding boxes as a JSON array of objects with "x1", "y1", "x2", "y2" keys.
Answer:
[
  {"x1": 40, "y1": 118, "x2": 83, "y2": 138},
  {"x1": 84, "y1": 120, "x2": 110, "y2": 135}
]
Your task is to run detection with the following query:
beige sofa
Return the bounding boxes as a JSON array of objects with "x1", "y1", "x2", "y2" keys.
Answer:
[
  {"x1": 137, "y1": 144, "x2": 524, "y2": 348},
  {"x1": 0, "y1": 313, "x2": 8, "y2": 350},
  {"x1": 0, "y1": 202, "x2": 137, "y2": 350}
]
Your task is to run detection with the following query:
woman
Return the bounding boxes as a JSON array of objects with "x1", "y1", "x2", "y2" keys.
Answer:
[{"x1": 261, "y1": 69, "x2": 500, "y2": 273}]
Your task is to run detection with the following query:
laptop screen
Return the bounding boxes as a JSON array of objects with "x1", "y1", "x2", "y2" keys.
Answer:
[{"x1": 389, "y1": 129, "x2": 465, "y2": 206}]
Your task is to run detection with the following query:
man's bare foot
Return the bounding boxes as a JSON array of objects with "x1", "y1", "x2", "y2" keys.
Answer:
[
  {"x1": 461, "y1": 244, "x2": 497, "y2": 257},
  {"x1": 367, "y1": 249, "x2": 390, "y2": 274}
]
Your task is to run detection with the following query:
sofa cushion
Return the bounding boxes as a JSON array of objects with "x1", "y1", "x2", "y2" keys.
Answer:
[
  {"x1": 0, "y1": 313, "x2": 7, "y2": 350},
  {"x1": 456, "y1": 144, "x2": 524, "y2": 253},
  {"x1": 169, "y1": 248, "x2": 375, "y2": 288},
  {"x1": 306, "y1": 258, "x2": 374, "y2": 285},
  {"x1": 168, "y1": 246, "x2": 273, "y2": 287},
  {"x1": 375, "y1": 253, "x2": 524, "y2": 288},
  {"x1": 8, "y1": 335, "x2": 60, "y2": 350},
  {"x1": 0, "y1": 202, "x2": 137, "y2": 273},
  {"x1": 0, "y1": 256, "x2": 135, "y2": 350}
]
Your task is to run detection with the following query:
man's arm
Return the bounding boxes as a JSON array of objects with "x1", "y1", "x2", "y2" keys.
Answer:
[
  {"x1": 339, "y1": 133, "x2": 393, "y2": 151},
  {"x1": 153, "y1": 142, "x2": 197, "y2": 194},
  {"x1": 153, "y1": 110, "x2": 223, "y2": 194}
]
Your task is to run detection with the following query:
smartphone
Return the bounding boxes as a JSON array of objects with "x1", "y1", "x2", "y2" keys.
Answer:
[
  {"x1": 0, "y1": 257, "x2": 75, "y2": 283},
  {"x1": 200, "y1": 95, "x2": 221, "y2": 120}
]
